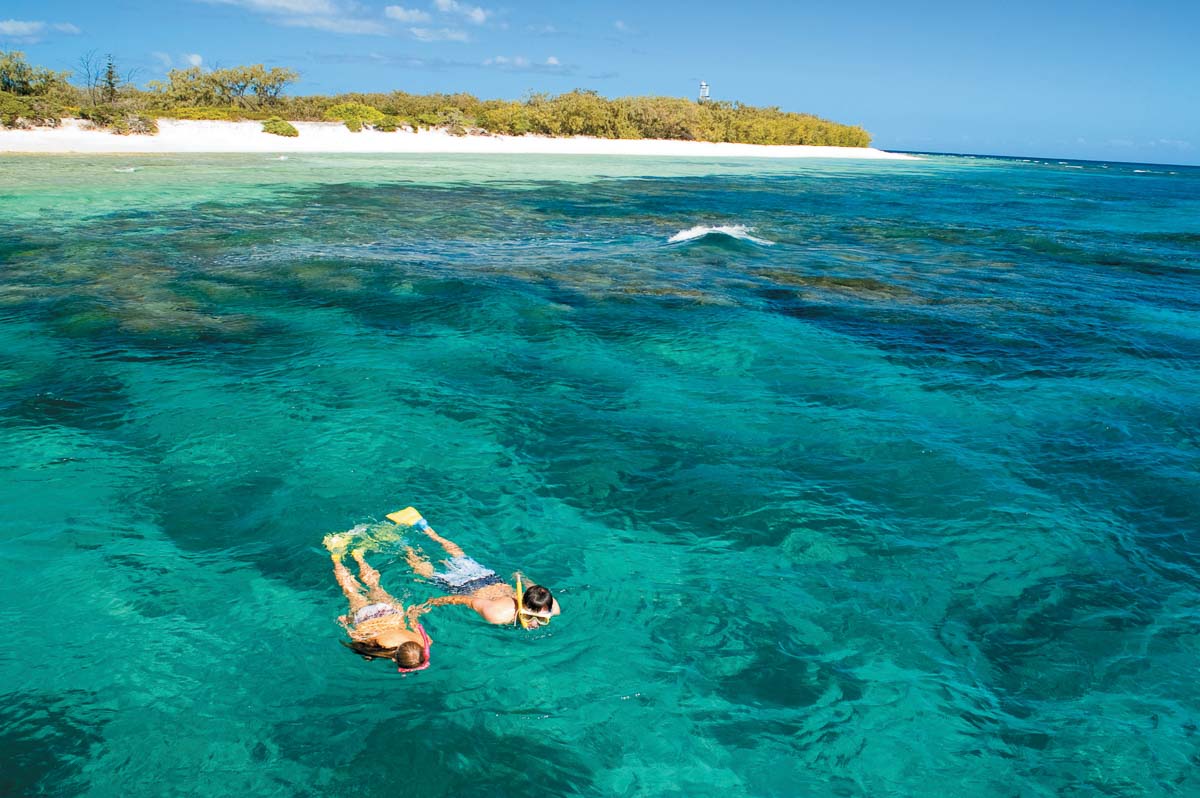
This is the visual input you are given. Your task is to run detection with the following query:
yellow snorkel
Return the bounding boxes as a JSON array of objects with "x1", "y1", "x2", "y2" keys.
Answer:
[{"x1": 515, "y1": 572, "x2": 530, "y2": 629}]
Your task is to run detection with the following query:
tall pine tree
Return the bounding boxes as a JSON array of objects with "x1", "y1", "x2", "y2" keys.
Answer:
[{"x1": 102, "y1": 55, "x2": 118, "y2": 104}]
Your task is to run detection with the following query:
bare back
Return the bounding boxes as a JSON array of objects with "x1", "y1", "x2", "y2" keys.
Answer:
[
  {"x1": 467, "y1": 583, "x2": 518, "y2": 625},
  {"x1": 345, "y1": 613, "x2": 425, "y2": 648}
]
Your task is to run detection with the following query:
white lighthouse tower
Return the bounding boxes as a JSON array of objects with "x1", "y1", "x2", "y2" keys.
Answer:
[{"x1": 698, "y1": 81, "x2": 710, "y2": 103}]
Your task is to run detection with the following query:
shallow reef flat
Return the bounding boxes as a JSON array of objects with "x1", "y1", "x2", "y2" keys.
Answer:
[{"x1": 1, "y1": 153, "x2": 1198, "y2": 796}]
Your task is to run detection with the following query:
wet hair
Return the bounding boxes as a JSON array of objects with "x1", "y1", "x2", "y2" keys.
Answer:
[
  {"x1": 342, "y1": 639, "x2": 426, "y2": 668},
  {"x1": 395, "y1": 641, "x2": 424, "y2": 668},
  {"x1": 522, "y1": 584, "x2": 554, "y2": 613}
]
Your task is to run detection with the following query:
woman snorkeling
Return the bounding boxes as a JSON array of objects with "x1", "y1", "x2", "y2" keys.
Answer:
[{"x1": 325, "y1": 534, "x2": 433, "y2": 672}]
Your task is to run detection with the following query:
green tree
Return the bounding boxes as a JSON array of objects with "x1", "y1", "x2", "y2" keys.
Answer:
[
  {"x1": 147, "y1": 67, "x2": 217, "y2": 106},
  {"x1": 0, "y1": 50, "x2": 71, "y2": 97},
  {"x1": 102, "y1": 55, "x2": 119, "y2": 104},
  {"x1": 251, "y1": 66, "x2": 298, "y2": 105}
]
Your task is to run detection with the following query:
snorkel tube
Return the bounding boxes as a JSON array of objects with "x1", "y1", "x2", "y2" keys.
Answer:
[{"x1": 515, "y1": 573, "x2": 531, "y2": 629}]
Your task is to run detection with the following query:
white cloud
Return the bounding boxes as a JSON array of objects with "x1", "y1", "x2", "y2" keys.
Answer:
[
  {"x1": 0, "y1": 20, "x2": 45, "y2": 36},
  {"x1": 434, "y1": 0, "x2": 490, "y2": 25},
  {"x1": 0, "y1": 19, "x2": 80, "y2": 39},
  {"x1": 483, "y1": 54, "x2": 570, "y2": 73},
  {"x1": 613, "y1": 19, "x2": 627, "y2": 31},
  {"x1": 384, "y1": 5, "x2": 430, "y2": 23},
  {"x1": 484, "y1": 55, "x2": 528, "y2": 68},
  {"x1": 527, "y1": 23, "x2": 559, "y2": 35},
  {"x1": 200, "y1": 0, "x2": 385, "y2": 35},
  {"x1": 207, "y1": 0, "x2": 338, "y2": 13},
  {"x1": 185, "y1": 53, "x2": 204, "y2": 67},
  {"x1": 152, "y1": 51, "x2": 173, "y2": 69},
  {"x1": 410, "y1": 26, "x2": 469, "y2": 42},
  {"x1": 280, "y1": 15, "x2": 387, "y2": 33}
]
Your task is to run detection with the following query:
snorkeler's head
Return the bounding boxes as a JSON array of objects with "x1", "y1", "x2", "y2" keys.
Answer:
[
  {"x1": 522, "y1": 584, "x2": 554, "y2": 614},
  {"x1": 395, "y1": 641, "x2": 425, "y2": 669}
]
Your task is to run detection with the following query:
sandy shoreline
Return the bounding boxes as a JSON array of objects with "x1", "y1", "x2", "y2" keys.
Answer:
[{"x1": 0, "y1": 118, "x2": 915, "y2": 159}]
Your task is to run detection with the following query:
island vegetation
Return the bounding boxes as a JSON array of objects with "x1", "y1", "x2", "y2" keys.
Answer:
[
  {"x1": 261, "y1": 117, "x2": 299, "y2": 137},
  {"x1": 0, "y1": 50, "x2": 872, "y2": 147}
]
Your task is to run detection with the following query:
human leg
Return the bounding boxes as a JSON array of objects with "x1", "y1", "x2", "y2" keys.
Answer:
[
  {"x1": 404, "y1": 546, "x2": 437, "y2": 578},
  {"x1": 353, "y1": 549, "x2": 399, "y2": 604},
  {"x1": 332, "y1": 553, "x2": 369, "y2": 613},
  {"x1": 420, "y1": 525, "x2": 465, "y2": 558}
]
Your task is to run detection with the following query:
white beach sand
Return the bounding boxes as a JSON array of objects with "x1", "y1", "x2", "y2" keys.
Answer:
[{"x1": 0, "y1": 118, "x2": 915, "y2": 159}]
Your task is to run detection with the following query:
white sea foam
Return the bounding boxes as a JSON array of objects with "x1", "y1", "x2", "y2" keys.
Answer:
[
  {"x1": 668, "y1": 224, "x2": 774, "y2": 245},
  {"x1": 113, "y1": 166, "x2": 140, "y2": 173}
]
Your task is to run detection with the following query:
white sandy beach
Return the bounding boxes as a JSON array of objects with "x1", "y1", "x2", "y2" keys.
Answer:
[{"x1": 0, "y1": 118, "x2": 915, "y2": 159}]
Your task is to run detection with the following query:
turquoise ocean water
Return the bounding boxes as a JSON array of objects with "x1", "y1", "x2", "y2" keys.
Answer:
[{"x1": 1, "y1": 152, "x2": 1198, "y2": 797}]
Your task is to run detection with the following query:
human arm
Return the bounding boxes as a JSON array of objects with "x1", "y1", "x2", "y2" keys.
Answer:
[{"x1": 423, "y1": 595, "x2": 476, "y2": 610}]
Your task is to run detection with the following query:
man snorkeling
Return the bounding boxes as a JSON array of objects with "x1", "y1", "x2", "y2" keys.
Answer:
[
  {"x1": 325, "y1": 534, "x2": 433, "y2": 672},
  {"x1": 391, "y1": 507, "x2": 562, "y2": 629}
]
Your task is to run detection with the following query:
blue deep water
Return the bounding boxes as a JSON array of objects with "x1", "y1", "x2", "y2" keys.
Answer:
[{"x1": 1, "y1": 152, "x2": 1198, "y2": 797}]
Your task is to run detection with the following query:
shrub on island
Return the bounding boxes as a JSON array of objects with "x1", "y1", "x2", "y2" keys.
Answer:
[
  {"x1": 323, "y1": 101, "x2": 384, "y2": 132},
  {"x1": 153, "y1": 106, "x2": 275, "y2": 121},
  {"x1": 374, "y1": 114, "x2": 400, "y2": 132},
  {"x1": 80, "y1": 106, "x2": 158, "y2": 135},
  {"x1": 262, "y1": 116, "x2": 298, "y2": 137},
  {"x1": 0, "y1": 90, "x2": 63, "y2": 128},
  {"x1": 0, "y1": 91, "x2": 32, "y2": 128},
  {"x1": 157, "y1": 105, "x2": 235, "y2": 121}
]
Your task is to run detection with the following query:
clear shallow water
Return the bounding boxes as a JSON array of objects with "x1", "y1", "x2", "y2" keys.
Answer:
[{"x1": 1, "y1": 152, "x2": 1198, "y2": 797}]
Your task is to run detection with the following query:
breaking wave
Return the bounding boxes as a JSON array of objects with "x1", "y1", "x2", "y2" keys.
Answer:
[{"x1": 668, "y1": 224, "x2": 774, "y2": 245}]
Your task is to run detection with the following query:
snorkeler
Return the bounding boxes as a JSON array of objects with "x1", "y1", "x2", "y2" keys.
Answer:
[
  {"x1": 390, "y1": 507, "x2": 561, "y2": 629},
  {"x1": 325, "y1": 534, "x2": 433, "y2": 672}
]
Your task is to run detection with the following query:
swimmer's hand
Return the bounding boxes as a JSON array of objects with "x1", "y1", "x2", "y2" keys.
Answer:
[{"x1": 405, "y1": 602, "x2": 433, "y2": 627}]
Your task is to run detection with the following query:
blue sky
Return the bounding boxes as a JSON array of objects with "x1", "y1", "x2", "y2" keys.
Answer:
[{"x1": 2, "y1": 0, "x2": 1197, "y2": 164}]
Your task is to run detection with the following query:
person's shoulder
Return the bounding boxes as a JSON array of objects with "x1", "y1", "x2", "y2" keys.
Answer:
[{"x1": 478, "y1": 596, "x2": 517, "y2": 625}]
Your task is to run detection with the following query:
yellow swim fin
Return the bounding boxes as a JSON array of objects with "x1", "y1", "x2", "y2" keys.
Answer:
[{"x1": 387, "y1": 506, "x2": 424, "y2": 526}]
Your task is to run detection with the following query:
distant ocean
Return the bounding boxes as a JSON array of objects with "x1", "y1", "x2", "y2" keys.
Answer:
[{"x1": 1, "y1": 152, "x2": 1197, "y2": 797}]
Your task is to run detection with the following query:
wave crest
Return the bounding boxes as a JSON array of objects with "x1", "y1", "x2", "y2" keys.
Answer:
[{"x1": 668, "y1": 224, "x2": 774, "y2": 245}]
